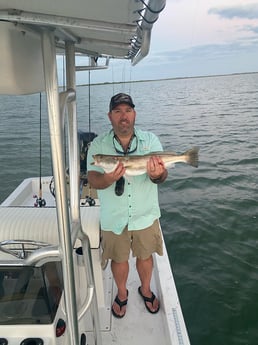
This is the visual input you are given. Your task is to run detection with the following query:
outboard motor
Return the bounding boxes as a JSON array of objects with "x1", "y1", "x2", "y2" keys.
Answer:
[
  {"x1": 50, "y1": 131, "x2": 97, "y2": 200},
  {"x1": 78, "y1": 131, "x2": 97, "y2": 206},
  {"x1": 78, "y1": 131, "x2": 97, "y2": 180}
]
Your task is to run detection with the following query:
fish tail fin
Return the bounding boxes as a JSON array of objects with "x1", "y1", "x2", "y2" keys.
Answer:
[{"x1": 185, "y1": 147, "x2": 199, "y2": 168}]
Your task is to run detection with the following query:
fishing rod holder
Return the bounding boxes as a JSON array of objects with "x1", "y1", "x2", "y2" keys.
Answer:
[{"x1": 33, "y1": 195, "x2": 46, "y2": 207}]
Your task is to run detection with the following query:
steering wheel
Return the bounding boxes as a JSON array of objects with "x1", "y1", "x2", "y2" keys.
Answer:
[{"x1": 0, "y1": 240, "x2": 50, "y2": 259}]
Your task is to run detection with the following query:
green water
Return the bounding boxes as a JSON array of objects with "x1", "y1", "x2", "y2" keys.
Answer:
[{"x1": 0, "y1": 73, "x2": 258, "y2": 344}]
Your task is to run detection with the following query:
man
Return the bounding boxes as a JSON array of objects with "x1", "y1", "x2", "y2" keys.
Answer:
[{"x1": 87, "y1": 93, "x2": 167, "y2": 318}]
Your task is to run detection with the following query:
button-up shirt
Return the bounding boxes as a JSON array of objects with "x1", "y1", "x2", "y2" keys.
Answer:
[{"x1": 87, "y1": 128, "x2": 163, "y2": 234}]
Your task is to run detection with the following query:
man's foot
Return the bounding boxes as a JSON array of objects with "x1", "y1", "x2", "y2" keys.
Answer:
[
  {"x1": 111, "y1": 290, "x2": 128, "y2": 318},
  {"x1": 138, "y1": 286, "x2": 160, "y2": 314}
]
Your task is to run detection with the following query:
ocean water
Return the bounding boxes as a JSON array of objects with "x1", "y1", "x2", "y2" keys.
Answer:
[{"x1": 0, "y1": 73, "x2": 258, "y2": 345}]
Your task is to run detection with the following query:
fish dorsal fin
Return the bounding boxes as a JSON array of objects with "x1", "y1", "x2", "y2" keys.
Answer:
[{"x1": 148, "y1": 151, "x2": 177, "y2": 156}]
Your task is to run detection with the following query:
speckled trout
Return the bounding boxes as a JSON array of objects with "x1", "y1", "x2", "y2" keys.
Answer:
[{"x1": 91, "y1": 147, "x2": 199, "y2": 177}]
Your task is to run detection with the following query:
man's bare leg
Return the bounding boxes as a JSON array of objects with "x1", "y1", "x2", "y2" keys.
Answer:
[
  {"x1": 136, "y1": 255, "x2": 159, "y2": 312},
  {"x1": 111, "y1": 260, "x2": 129, "y2": 317}
]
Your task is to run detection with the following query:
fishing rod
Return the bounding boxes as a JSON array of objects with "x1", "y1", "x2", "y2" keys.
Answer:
[{"x1": 34, "y1": 92, "x2": 46, "y2": 207}]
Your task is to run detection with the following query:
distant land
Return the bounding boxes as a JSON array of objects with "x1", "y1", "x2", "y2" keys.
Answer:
[{"x1": 77, "y1": 71, "x2": 258, "y2": 87}]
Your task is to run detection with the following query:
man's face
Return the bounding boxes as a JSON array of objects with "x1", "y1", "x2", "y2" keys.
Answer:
[{"x1": 108, "y1": 103, "x2": 136, "y2": 137}]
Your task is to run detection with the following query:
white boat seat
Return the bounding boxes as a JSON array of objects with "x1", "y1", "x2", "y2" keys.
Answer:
[{"x1": 0, "y1": 206, "x2": 100, "y2": 249}]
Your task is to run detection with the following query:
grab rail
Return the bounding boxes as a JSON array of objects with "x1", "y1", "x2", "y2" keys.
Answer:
[
  {"x1": 131, "y1": 0, "x2": 166, "y2": 65},
  {"x1": 42, "y1": 31, "x2": 80, "y2": 345},
  {"x1": 42, "y1": 34, "x2": 101, "y2": 345}
]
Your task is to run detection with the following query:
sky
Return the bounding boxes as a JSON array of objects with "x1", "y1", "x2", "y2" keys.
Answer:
[{"x1": 75, "y1": 0, "x2": 258, "y2": 84}]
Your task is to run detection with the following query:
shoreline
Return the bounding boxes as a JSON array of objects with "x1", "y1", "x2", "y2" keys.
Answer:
[{"x1": 77, "y1": 71, "x2": 258, "y2": 87}]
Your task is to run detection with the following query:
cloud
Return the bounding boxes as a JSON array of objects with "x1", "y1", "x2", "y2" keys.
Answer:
[
  {"x1": 145, "y1": 38, "x2": 258, "y2": 64},
  {"x1": 132, "y1": 1, "x2": 258, "y2": 80},
  {"x1": 208, "y1": 3, "x2": 258, "y2": 20},
  {"x1": 129, "y1": 35, "x2": 258, "y2": 80},
  {"x1": 247, "y1": 25, "x2": 258, "y2": 34}
]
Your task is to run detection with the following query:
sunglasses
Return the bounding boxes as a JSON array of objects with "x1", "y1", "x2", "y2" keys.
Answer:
[
  {"x1": 113, "y1": 134, "x2": 138, "y2": 155},
  {"x1": 115, "y1": 176, "x2": 125, "y2": 196}
]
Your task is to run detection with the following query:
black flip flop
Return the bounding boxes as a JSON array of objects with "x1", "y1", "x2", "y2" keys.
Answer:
[
  {"x1": 111, "y1": 290, "x2": 128, "y2": 318},
  {"x1": 138, "y1": 286, "x2": 160, "y2": 314}
]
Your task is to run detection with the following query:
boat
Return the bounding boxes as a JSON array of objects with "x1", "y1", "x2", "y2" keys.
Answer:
[{"x1": 0, "y1": 1, "x2": 191, "y2": 344}]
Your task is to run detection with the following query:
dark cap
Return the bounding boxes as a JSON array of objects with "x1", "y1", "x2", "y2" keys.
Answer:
[{"x1": 109, "y1": 93, "x2": 135, "y2": 112}]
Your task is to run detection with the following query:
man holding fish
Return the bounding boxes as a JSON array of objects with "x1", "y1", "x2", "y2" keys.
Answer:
[{"x1": 87, "y1": 93, "x2": 198, "y2": 318}]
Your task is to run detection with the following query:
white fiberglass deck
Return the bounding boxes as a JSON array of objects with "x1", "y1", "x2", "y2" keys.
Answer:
[
  {"x1": 101, "y1": 252, "x2": 188, "y2": 345},
  {"x1": 0, "y1": 177, "x2": 190, "y2": 345}
]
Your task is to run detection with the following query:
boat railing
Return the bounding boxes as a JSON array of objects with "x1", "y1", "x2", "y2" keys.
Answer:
[{"x1": 71, "y1": 221, "x2": 99, "y2": 322}]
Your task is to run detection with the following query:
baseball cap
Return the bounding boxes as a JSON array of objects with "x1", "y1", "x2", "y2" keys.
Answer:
[{"x1": 109, "y1": 93, "x2": 135, "y2": 112}]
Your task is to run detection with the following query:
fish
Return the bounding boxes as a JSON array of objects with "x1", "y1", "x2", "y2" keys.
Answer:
[{"x1": 91, "y1": 147, "x2": 199, "y2": 177}]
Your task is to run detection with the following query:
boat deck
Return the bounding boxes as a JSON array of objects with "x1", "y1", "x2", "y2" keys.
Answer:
[
  {"x1": 0, "y1": 177, "x2": 190, "y2": 345},
  {"x1": 80, "y1": 248, "x2": 187, "y2": 345}
]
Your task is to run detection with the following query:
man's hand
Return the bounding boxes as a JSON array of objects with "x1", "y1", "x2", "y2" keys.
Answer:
[
  {"x1": 105, "y1": 161, "x2": 125, "y2": 184},
  {"x1": 147, "y1": 156, "x2": 168, "y2": 183},
  {"x1": 87, "y1": 161, "x2": 125, "y2": 190}
]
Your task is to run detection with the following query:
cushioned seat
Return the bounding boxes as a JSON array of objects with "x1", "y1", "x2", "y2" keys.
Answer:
[{"x1": 0, "y1": 206, "x2": 100, "y2": 249}]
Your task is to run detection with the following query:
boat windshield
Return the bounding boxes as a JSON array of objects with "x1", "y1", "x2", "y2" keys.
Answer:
[{"x1": 0, "y1": 262, "x2": 63, "y2": 325}]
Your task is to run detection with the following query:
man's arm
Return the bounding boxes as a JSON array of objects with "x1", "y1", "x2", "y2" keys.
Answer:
[{"x1": 87, "y1": 170, "x2": 113, "y2": 189}]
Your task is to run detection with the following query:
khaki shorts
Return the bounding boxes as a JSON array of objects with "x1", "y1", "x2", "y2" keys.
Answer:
[{"x1": 101, "y1": 219, "x2": 163, "y2": 263}]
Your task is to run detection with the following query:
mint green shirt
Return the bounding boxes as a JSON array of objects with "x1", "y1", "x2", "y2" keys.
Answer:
[{"x1": 87, "y1": 128, "x2": 163, "y2": 234}]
